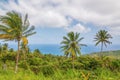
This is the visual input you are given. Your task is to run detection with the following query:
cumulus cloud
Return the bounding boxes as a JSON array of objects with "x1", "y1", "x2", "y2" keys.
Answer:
[
  {"x1": 0, "y1": 0, "x2": 68, "y2": 28},
  {"x1": 109, "y1": 26, "x2": 120, "y2": 36},
  {"x1": 0, "y1": 0, "x2": 120, "y2": 34},
  {"x1": 65, "y1": 23, "x2": 91, "y2": 33}
]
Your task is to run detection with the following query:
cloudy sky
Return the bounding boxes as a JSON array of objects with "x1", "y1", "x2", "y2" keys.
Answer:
[{"x1": 0, "y1": 0, "x2": 120, "y2": 45}]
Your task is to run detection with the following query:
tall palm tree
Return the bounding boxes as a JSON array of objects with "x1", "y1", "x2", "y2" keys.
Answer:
[
  {"x1": 61, "y1": 32, "x2": 86, "y2": 69},
  {"x1": 0, "y1": 11, "x2": 36, "y2": 73},
  {"x1": 94, "y1": 30, "x2": 112, "y2": 56}
]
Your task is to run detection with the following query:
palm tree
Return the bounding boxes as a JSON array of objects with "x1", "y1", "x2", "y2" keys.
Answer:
[
  {"x1": 0, "y1": 11, "x2": 36, "y2": 73},
  {"x1": 94, "y1": 30, "x2": 112, "y2": 57},
  {"x1": 61, "y1": 32, "x2": 86, "y2": 69}
]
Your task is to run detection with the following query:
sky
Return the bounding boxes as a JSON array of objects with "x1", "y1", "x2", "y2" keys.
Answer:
[{"x1": 0, "y1": 0, "x2": 120, "y2": 45}]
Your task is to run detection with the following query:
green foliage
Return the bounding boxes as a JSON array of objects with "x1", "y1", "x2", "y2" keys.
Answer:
[
  {"x1": 60, "y1": 59, "x2": 73, "y2": 70},
  {"x1": 28, "y1": 57, "x2": 42, "y2": 66},
  {"x1": 94, "y1": 30, "x2": 112, "y2": 57},
  {"x1": 19, "y1": 61, "x2": 29, "y2": 70},
  {"x1": 74, "y1": 62, "x2": 84, "y2": 69},
  {"x1": 30, "y1": 66, "x2": 40, "y2": 74},
  {"x1": 61, "y1": 31, "x2": 86, "y2": 69},
  {"x1": 0, "y1": 68, "x2": 120, "y2": 80},
  {"x1": 40, "y1": 65, "x2": 55, "y2": 76},
  {"x1": 91, "y1": 50, "x2": 120, "y2": 58},
  {"x1": 109, "y1": 59, "x2": 120, "y2": 71},
  {"x1": 77, "y1": 56, "x2": 102, "y2": 70},
  {"x1": 30, "y1": 65, "x2": 55, "y2": 76},
  {"x1": 0, "y1": 43, "x2": 119, "y2": 79},
  {"x1": 61, "y1": 32, "x2": 85, "y2": 57}
]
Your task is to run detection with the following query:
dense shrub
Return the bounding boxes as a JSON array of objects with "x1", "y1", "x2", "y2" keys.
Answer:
[
  {"x1": 30, "y1": 65, "x2": 55, "y2": 76},
  {"x1": 74, "y1": 62, "x2": 84, "y2": 69},
  {"x1": 40, "y1": 65, "x2": 54, "y2": 76},
  {"x1": 30, "y1": 66, "x2": 40, "y2": 74},
  {"x1": 109, "y1": 59, "x2": 120, "y2": 71},
  {"x1": 60, "y1": 59, "x2": 72, "y2": 70},
  {"x1": 19, "y1": 61, "x2": 29, "y2": 70},
  {"x1": 77, "y1": 56, "x2": 102, "y2": 70},
  {"x1": 87, "y1": 59, "x2": 102, "y2": 70},
  {"x1": 28, "y1": 57, "x2": 42, "y2": 66}
]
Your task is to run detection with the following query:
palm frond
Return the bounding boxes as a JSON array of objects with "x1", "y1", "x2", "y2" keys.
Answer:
[
  {"x1": 0, "y1": 34, "x2": 13, "y2": 39},
  {"x1": 63, "y1": 36, "x2": 70, "y2": 42},
  {"x1": 94, "y1": 30, "x2": 112, "y2": 51},
  {"x1": 60, "y1": 31, "x2": 84, "y2": 58},
  {"x1": 77, "y1": 37, "x2": 84, "y2": 42},
  {"x1": 23, "y1": 26, "x2": 35, "y2": 35},
  {"x1": 24, "y1": 32, "x2": 36, "y2": 37}
]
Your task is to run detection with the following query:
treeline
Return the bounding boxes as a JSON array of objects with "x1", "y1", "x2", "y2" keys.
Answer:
[{"x1": 0, "y1": 44, "x2": 120, "y2": 77}]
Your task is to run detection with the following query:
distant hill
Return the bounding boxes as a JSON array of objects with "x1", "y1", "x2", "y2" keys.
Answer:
[{"x1": 88, "y1": 50, "x2": 120, "y2": 58}]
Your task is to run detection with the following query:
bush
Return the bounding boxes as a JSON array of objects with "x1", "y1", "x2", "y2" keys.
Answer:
[
  {"x1": 30, "y1": 65, "x2": 55, "y2": 76},
  {"x1": 60, "y1": 59, "x2": 72, "y2": 70},
  {"x1": 41, "y1": 65, "x2": 54, "y2": 76},
  {"x1": 28, "y1": 58, "x2": 42, "y2": 66},
  {"x1": 19, "y1": 61, "x2": 29, "y2": 70},
  {"x1": 30, "y1": 66, "x2": 40, "y2": 74},
  {"x1": 77, "y1": 56, "x2": 102, "y2": 70},
  {"x1": 74, "y1": 62, "x2": 84, "y2": 69},
  {"x1": 87, "y1": 59, "x2": 102, "y2": 70},
  {"x1": 109, "y1": 59, "x2": 120, "y2": 71}
]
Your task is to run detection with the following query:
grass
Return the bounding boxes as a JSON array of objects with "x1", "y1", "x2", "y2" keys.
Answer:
[{"x1": 0, "y1": 68, "x2": 120, "y2": 80}]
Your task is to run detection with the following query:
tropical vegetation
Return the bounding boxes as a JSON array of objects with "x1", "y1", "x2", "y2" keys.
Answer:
[
  {"x1": 0, "y1": 11, "x2": 119, "y2": 80},
  {"x1": 0, "y1": 45, "x2": 119, "y2": 80}
]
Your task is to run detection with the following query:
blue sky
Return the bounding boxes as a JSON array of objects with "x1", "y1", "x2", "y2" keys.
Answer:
[{"x1": 0, "y1": 0, "x2": 120, "y2": 46}]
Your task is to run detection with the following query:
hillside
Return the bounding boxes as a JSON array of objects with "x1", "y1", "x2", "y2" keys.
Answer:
[{"x1": 88, "y1": 50, "x2": 120, "y2": 58}]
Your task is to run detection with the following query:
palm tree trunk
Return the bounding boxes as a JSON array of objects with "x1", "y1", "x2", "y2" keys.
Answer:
[
  {"x1": 72, "y1": 56, "x2": 74, "y2": 70},
  {"x1": 100, "y1": 42, "x2": 103, "y2": 57},
  {"x1": 101, "y1": 43, "x2": 103, "y2": 52},
  {"x1": 23, "y1": 50, "x2": 26, "y2": 61},
  {"x1": 15, "y1": 40, "x2": 20, "y2": 73}
]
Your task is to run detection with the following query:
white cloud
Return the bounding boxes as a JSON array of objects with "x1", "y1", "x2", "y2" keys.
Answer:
[
  {"x1": 0, "y1": 0, "x2": 120, "y2": 34},
  {"x1": 109, "y1": 26, "x2": 120, "y2": 36},
  {"x1": 65, "y1": 23, "x2": 91, "y2": 33},
  {"x1": 0, "y1": 0, "x2": 69, "y2": 28},
  {"x1": 30, "y1": 10, "x2": 68, "y2": 27}
]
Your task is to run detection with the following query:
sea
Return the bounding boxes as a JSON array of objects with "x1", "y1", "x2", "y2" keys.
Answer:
[{"x1": 9, "y1": 44, "x2": 120, "y2": 55}]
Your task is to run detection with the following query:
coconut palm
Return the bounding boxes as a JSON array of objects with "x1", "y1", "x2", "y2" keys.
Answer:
[
  {"x1": 0, "y1": 11, "x2": 36, "y2": 73},
  {"x1": 94, "y1": 30, "x2": 112, "y2": 56},
  {"x1": 61, "y1": 32, "x2": 86, "y2": 69}
]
